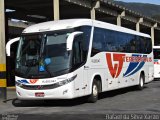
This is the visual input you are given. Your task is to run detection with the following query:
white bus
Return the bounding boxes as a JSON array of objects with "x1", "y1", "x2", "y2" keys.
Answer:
[
  {"x1": 153, "y1": 46, "x2": 160, "y2": 79},
  {"x1": 8, "y1": 19, "x2": 154, "y2": 102}
]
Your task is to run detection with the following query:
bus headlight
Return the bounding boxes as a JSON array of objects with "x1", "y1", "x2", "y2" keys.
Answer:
[{"x1": 16, "y1": 81, "x2": 23, "y2": 87}]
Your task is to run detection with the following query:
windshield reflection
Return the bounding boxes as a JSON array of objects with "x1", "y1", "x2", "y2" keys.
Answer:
[{"x1": 16, "y1": 31, "x2": 71, "y2": 78}]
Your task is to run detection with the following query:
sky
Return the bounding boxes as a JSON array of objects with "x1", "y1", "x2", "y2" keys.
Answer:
[{"x1": 117, "y1": 0, "x2": 160, "y2": 5}]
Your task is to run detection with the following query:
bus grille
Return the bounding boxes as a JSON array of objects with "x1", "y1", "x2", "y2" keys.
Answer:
[
  {"x1": 15, "y1": 75, "x2": 77, "y2": 90},
  {"x1": 16, "y1": 83, "x2": 60, "y2": 90}
]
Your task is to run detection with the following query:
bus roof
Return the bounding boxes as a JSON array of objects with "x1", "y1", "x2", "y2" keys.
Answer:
[
  {"x1": 153, "y1": 46, "x2": 160, "y2": 49},
  {"x1": 23, "y1": 19, "x2": 92, "y2": 34},
  {"x1": 23, "y1": 19, "x2": 150, "y2": 38}
]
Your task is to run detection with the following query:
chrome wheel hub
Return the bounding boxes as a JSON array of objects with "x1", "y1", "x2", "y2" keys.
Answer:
[{"x1": 93, "y1": 85, "x2": 98, "y2": 97}]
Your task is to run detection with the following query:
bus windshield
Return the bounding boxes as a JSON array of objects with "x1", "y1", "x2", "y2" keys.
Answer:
[
  {"x1": 153, "y1": 49, "x2": 160, "y2": 59},
  {"x1": 16, "y1": 31, "x2": 72, "y2": 78}
]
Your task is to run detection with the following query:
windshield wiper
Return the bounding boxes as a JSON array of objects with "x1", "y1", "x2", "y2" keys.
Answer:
[{"x1": 44, "y1": 64, "x2": 53, "y2": 77}]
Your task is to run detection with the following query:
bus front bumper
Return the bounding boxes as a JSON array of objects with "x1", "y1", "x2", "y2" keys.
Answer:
[{"x1": 16, "y1": 83, "x2": 74, "y2": 100}]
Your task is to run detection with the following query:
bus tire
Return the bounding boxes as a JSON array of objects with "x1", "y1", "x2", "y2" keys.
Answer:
[
  {"x1": 137, "y1": 74, "x2": 145, "y2": 90},
  {"x1": 87, "y1": 79, "x2": 99, "y2": 103}
]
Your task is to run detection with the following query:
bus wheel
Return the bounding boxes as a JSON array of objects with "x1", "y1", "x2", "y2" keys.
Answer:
[
  {"x1": 87, "y1": 80, "x2": 99, "y2": 103},
  {"x1": 137, "y1": 74, "x2": 145, "y2": 90}
]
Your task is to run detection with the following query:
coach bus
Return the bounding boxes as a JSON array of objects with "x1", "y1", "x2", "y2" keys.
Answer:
[
  {"x1": 7, "y1": 19, "x2": 154, "y2": 102},
  {"x1": 153, "y1": 46, "x2": 160, "y2": 79}
]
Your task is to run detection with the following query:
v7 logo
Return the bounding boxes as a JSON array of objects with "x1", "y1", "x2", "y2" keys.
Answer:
[{"x1": 106, "y1": 53, "x2": 125, "y2": 78}]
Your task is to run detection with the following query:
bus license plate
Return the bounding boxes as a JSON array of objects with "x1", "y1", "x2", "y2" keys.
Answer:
[{"x1": 35, "y1": 92, "x2": 45, "y2": 97}]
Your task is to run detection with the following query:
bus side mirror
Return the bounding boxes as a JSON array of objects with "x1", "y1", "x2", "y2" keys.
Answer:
[
  {"x1": 66, "y1": 32, "x2": 83, "y2": 51},
  {"x1": 6, "y1": 37, "x2": 20, "y2": 56}
]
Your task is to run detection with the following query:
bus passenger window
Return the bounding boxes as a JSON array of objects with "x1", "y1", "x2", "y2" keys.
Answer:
[{"x1": 91, "y1": 28, "x2": 105, "y2": 57}]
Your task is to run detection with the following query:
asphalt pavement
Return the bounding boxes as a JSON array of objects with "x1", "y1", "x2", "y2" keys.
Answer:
[{"x1": 0, "y1": 79, "x2": 160, "y2": 120}]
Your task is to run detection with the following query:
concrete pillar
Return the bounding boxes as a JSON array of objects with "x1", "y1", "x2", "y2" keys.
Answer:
[
  {"x1": 54, "y1": 0, "x2": 60, "y2": 21},
  {"x1": 0, "y1": 0, "x2": 7, "y2": 102},
  {"x1": 151, "y1": 23, "x2": 157, "y2": 46},
  {"x1": 151, "y1": 27, "x2": 155, "y2": 46},
  {"x1": 117, "y1": 15, "x2": 121, "y2": 26},
  {"x1": 136, "y1": 18, "x2": 143, "y2": 32},
  {"x1": 90, "y1": 8, "x2": 96, "y2": 20},
  {"x1": 117, "y1": 11, "x2": 125, "y2": 26},
  {"x1": 90, "y1": 0, "x2": 100, "y2": 20}
]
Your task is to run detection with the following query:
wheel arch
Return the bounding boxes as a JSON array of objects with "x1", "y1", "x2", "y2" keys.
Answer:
[{"x1": 89, "y1": 73, "x2": 102, "y2": 94}]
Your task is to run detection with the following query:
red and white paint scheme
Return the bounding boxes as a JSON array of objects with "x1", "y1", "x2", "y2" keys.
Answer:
[
  {"x1": 7, "y1": 19, "x2": 154, "y2": 102},
  {"x1": 153, "y1": 46, "x2": 160, "y2": 79}
]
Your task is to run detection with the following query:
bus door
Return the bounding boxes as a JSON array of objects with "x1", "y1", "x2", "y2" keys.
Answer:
[{"x1": 72, "y1": 35, "x2": 86, "y2": 97}]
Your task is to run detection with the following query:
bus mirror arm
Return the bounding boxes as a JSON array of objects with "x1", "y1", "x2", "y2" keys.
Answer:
[
  {"x1": 66, "y1": 31, "x2": 83, "y2": 51},
  {"x1": 6, "y1": 37, "x2": 20, "y2": 57}
]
